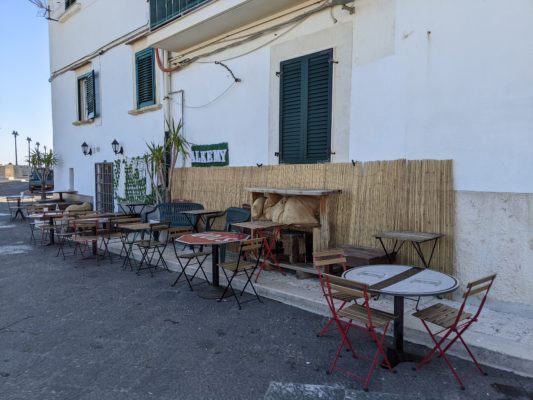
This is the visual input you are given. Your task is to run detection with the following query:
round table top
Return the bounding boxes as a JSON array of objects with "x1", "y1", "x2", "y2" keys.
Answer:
[
  {"x1": 342, "y1": 264, "x2": 459, "y2": 297},
  {"x1": 176, "y1": 232, "x2": 249, "y2": 246}
]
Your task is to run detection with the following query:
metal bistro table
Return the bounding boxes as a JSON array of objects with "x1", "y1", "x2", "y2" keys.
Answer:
[
  {"x1": 179, "y1": 209, "x2": 222, "y2": 232},
  {"x1": 176, "y1": 232, "x2": 249, "y2": 298},
  {"x1": 374, "y1": 231, "x2": 444, "y2": 268},
  {"x1": 6, "y1": 195, "x2": 32, "y2": 221},
  {"x1": 343, "y1": 264, "x2": 459, "y2": 365}
]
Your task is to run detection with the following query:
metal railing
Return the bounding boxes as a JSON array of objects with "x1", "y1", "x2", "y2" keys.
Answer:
[{"x1": 150, "y1": 0, "x2": 213, "y2": 30}]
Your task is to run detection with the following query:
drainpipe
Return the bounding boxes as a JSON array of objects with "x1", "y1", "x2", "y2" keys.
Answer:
[{"x1": 163, "y1": 50, "x2": 172, "y2": 124}]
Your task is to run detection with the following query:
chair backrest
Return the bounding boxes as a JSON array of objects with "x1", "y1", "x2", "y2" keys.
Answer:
[
  {"x1": 313, "y1": 250, "x2": 348, "y2": 273},
  {"x1": 458, "y1": 274, "x2": 497, "y2": 323},
  {"x1": 321, "y1": 273, "x2": 376, "y2": 324},
  {"x1": 225, "y1": 207, "x2": 251, "y2": 231},
  {"x1": 240, "y1": 237, "x2": 263, "y2": 253},
  {"x1": 146, "y1": 202, "x2": 204, "y2": 227},
  {"x1": 167, "y1": 226, "x2": 192, "y2": 240}
]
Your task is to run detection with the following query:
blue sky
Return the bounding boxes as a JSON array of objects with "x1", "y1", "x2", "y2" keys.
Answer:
[{"x1": 0, "y1": 0, "x2": 52, "y2": 165}]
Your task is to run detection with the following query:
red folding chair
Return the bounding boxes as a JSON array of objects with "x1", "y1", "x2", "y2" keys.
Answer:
[
  {"x1": 321, "y1": 273, "x2": 396, "y2": 391},
  {"x1": 314, "y1": 250, "x2": 361, "y2": 337},
  {"x1": 412, "y1": 274, "x2": 497, "y2": 389}
]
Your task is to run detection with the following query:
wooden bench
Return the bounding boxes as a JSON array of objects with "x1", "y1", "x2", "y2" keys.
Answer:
[{"x1": 339, "y1": 245, "x2": 394, "y2": 267}]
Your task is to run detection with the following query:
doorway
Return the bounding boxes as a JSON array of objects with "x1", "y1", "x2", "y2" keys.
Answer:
[{"x1": 95, "y1": 162, "x2": 114, "y2": 213}]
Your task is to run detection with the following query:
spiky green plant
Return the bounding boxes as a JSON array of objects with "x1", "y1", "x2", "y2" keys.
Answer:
[
  {"x1": 27, "y1": 147, "x2": 59, "y2": 200},
  {"x1": 144, "y1": 118, "x2": 190, "y2": 204}
]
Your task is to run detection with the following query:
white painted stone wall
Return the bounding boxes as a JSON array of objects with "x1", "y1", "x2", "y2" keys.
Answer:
[
  {"x1": 49, "y1": 0, "x2": 164, "y2": 197},
  {"x1": 49, "y1": 0, "x2": 533, "y2": 305},
  {"x1": 455, "y1": 191, "x2": 533, "y2": 306}
]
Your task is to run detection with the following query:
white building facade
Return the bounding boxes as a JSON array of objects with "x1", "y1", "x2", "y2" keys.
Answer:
[{"x1": 49, "y1": 0, "x2": 533, "y2": 306}]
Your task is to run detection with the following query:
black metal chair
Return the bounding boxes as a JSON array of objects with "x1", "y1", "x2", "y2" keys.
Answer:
[
  {"x1": 218, "y1": 238, "x2": 263, "y2": 309},
  {"x1": 135, "y1": 222, "x2": 171, "y2": 276},
  {"x1": 167, "y1": 227, "x2": 211, "y2": 290}
]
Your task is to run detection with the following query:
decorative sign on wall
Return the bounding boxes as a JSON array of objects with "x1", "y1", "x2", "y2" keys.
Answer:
[{"x1": 190, "y1": 142, "x2": 229, "y2": 167}]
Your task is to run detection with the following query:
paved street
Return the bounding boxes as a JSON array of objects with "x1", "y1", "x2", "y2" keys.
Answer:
[{"x1": 0, "y1": 182, "x2": 532, "y2": 399}]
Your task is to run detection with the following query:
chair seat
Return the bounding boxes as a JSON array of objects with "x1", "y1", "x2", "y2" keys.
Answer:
[
  {"x1": 102, "y1": 232, "x2": 123, "y2": 239},
  {"x1": 332, "y1": 290, "x2": 361, "y2": 302},
  {"x1": 219, "y1": 260, "x2": 256, "y2": 271},
  {"x1": 413, "y1": 303, "x2": 472, "y2": 329},
  {"x1": 136, "y1": 240, "x2": 165, "y2": 248},
  {"x1": 73, "y1": 235, "x2": 100, "y2": 242},
  {"x1": 177, "y1": 251, "x2": 211, "y2": 259},
  {"x1": 338, "y1": 304, "x2": 396, "y2": 328}
]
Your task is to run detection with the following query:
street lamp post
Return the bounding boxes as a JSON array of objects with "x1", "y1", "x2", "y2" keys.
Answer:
[
  {"x1": 26, "y1": 137, "x2": 32, "y2": 166},
  {"x1": 36, "y1": 142, "x2": 40, "y2": 152},
  {"x1": 12, "y1": 130, "x2": 19, "y2": 166}
]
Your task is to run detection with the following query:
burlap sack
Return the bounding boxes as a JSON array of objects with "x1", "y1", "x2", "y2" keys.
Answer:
[
  {"x1": 271, "y1": 197, "x2": 287, "y2": 223},
  {"x1": 251, "y1": 196, "x2": 266, "y2": 220},
  {"x1": 65, "y1": 202, "x2": 93, "y2": 213},
  {"x1": 282, "y1": 196, "x2": 319, "y2": 224},
  {"x1": 263, "y1": 193, "x2": 282, "y2": 220}
]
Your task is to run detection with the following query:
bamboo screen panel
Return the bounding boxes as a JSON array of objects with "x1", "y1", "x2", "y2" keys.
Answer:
[{"x1": 172, "y1": 160, "x2": 454, "y2": 274}]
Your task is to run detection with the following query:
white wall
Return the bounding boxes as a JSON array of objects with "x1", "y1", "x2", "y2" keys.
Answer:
[
  {"x1": 49, "y1": 0, "x2": 149, "y2": 71},
  {"x1": 170, "y1": 48, "x2": 271, "y2": 167},
  {"x1": 350, "y1": 0, "x2": 533, "y2": 193},
  {"x1": 50, "y1": 1, "x2": 164, "y2": 197}
]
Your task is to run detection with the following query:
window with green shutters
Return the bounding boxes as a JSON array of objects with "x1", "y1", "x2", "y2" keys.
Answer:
[
  {"x1": 135, "y1": 49, "x2": 156, "y2": 109},
  {"x1": 279, "y1": 49, "x2": 333, "y2": 164},
  {"x1": 150, "y1": 0, "x2": 212, "y2": 30},
  {"x1": 77, "y1": 70, "x2": 96, "y2": 121}
]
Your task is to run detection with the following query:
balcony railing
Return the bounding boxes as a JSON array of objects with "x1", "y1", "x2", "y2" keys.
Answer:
[{"x1": 150, "y1": 0, "x2": 213, "y2": 30}]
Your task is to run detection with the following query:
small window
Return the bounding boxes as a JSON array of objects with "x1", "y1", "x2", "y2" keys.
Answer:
[
  {"x1": 135, "y1": 48, "x2": 156, "y2": 109},
  {"x1": 77, "y1": 70, "x2": 96, "y2": 121},
  {"x1": 65, "y1": 0, "x2": 76, "y2": 10}
]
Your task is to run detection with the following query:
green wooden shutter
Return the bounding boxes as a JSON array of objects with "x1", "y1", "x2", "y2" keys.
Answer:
[
  {"x1": 136, "y1": 49, "x2": 156, "y2": 109},
  {"x1": 279, "y1": 49, "x2": 332, "y2": 164},
  {"x1": 280, "y1": 58, "x2": 304, "y2": 163},
  {"x1": 65, "y1": 0, "x2": 76, "y2": 10},
  {"x1": 86, "y1": 70, "x2": 96, "y2": 119},
  {"x1": 305, "y1": 50, "x2": 332, "y2": 163}
]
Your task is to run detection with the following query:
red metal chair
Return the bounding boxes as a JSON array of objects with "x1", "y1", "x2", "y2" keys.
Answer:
[
  {"x1": 321, "y1": 273, "x2": 396, "y2": 391},
  {"x1": 314, "y1": 250, "x2": 361, "y2": 337},
  {"x1": 412, "y1": 274, "x2": 497, "y2": 389}
]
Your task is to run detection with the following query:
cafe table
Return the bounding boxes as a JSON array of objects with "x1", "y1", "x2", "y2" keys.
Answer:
[
  {"x1": 374, "y1": 231, "x2": 444, "y2": 268},
  {"x1": 176, "y1": 232, "x2": 249, "y2": 298},
  {"x1": 231, "y1": 220, "x2": 287, "y2": 282},
  {"x1": 6, "y1": 195, "x2": 32, "y2": 221},
  {"x1": 343, "y1": 264, "x2": 459, "y2": 365},
  {"x1": 27, "y1": 211, "x2": 64, "y2": 244},
  {"x1": 180, "y1": 209, "x2": 222, "y2": 232}
]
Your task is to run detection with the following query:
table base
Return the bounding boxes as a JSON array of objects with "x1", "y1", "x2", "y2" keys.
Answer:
[{"x1": 383, "y1": 348, "x2": 421, "y2": 368}]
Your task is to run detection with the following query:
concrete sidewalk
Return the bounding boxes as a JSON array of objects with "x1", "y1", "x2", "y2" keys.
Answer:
[{"x1": 109, "y1": 241, "x2": 533, "y2": 379}]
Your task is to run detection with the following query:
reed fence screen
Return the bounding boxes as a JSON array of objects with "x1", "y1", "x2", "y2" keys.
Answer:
[{"x1": 172, "y1": 159, "x2": 454, "y2": 274}]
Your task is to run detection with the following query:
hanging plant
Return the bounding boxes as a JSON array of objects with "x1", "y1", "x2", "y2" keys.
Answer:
[{"x1": 113, "y1": 156, "x2": 150, "y2": 204}]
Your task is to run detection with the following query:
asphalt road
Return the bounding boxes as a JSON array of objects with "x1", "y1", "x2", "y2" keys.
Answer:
[{"x1": 0, "y1": 181, "x2": 531, "y2": 400}]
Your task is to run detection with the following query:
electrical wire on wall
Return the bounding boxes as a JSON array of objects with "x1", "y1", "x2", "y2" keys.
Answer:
[
  {"x1": 164, "y1": 0, "x2": 331, "y2": 70},
  {"x1": 171, "y1": 81, "x2": 237, "y2": 109}
]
